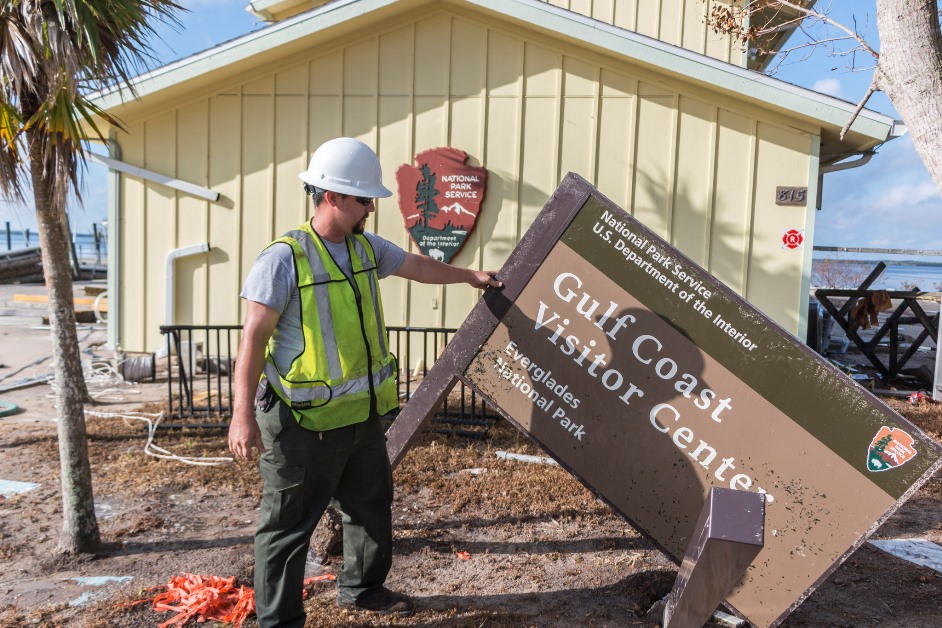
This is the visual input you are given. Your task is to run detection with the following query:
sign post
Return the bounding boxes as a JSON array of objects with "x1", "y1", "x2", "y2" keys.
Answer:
[
  {"x1": 663, "y1": 488, "x2": 765, "y2": 628},
  {"x1": 386, "y1": 174, "x2": 942, "y2": 627}
]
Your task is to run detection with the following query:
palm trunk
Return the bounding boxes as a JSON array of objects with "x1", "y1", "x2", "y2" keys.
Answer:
[
  {"x1": 27, "y1": 129, "x2": 101, "y2": 554},
  {"x1": 875, "y1": 0, "x2": 942, "y2": 196}
]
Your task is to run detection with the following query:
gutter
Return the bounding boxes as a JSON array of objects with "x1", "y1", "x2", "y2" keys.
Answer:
[
  {"x1": 821, "y1": 121, "x2": 906, "y2": 173},
  {"x1": 820, "y1": 150, "x2": 876, "y2": 175}
]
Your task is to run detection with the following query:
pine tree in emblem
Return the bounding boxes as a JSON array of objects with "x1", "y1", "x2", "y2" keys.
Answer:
[
  {"x1": 868, "y1": 433, "x2": 894, "y2": 471},
  {"x1": 415, "y1": 163, "x2": 440, "y2": 228}
]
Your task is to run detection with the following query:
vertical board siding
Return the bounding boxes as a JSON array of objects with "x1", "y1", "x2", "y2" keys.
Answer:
[
  {"x1": 710, "y1": 109, "x2": 754, "y2": 295},
  {"x1": 207, "y1": 94, "x2": 242, "y2": 334},
  {"x1": 240, "y1": 88, "x2": 275, "y2": 323},
  {"x1": 119, "y1": 126, "x2": 146, "y2": 351},
  {"x1": 175, "y1": 100, "x2": 210, "y2": 326},
  {"x1": 596, "y1": 70, "x2": 635, "y2": 210},
  {"x1": 560, "y1": 57, "x2": 597, "y2": 186},
  {"x1": 539, "y1": 0, "x2": 736, "y2": 65},
  {"x1": 672, "y1": 96, "x2": 716, "y2": 267},
  {"x1": 117, "y1": 9, "x2": 813, "y2": 351},
  {"x1": 143, "y1": 112, "x2": 176, "y2": 346},
  {"x1": 409, "y1": 15, "x2": 450, "y2": 330},
  {"x1": 633, "y1": 83, "x2": 675, "y2": 239},
  {"x1": 747, "y1": 122, "x2": 811, "y2": 328}
]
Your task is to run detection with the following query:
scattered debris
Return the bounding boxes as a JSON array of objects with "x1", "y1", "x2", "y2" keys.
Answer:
[
  {"x1": 85, "y1": 410, "x2": 232, "y2": 467},
  {"x1": 908, "y1": 390, "x2": 937, "y2": 405},
  {"x1": 0, "y1": 374, "x2": 53, "y2": 393},
  {"x1": 129, "y1": 572, "x2": 337, "y2": 627},
  {"x1": 495, "y1": 450, "x2": 558, "y2": 466},
  {"x1": 456, "y1": 550, "x2": 471, "y2": 560},
  {"x1": 302, "y1": 573, "x2": 336, "y2": 599},
  {"x1": 869, "y1": 538, "x2": 942, "y2": 575},
  {"x1": 130, "y1": 573, "x2": 256, "y2": 628},
  {"x1": 69, "y1": 576, "x2": 134, "y2": 607},
  {"x1": 0, "y1": 479, "x2": 40, "y2": 498},
  {"x1": 0, "y1": 400, "x2": 18, "y2": 417}
]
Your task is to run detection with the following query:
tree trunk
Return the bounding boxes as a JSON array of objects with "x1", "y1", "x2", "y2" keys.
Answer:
[
  {"x1": 27, "y1": 130, "x2": 101, "y2": 554},
  {"x1": 875, "y1": 0, "x2": 942, "y2": 196}
]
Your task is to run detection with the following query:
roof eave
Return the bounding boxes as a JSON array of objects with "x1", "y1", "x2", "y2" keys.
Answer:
[{"x1": 91, "y1": 0, "x2": 897, "y2": 152}]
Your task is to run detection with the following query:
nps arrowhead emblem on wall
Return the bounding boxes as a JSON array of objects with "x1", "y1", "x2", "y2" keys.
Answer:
[{"x1": 395, "y1": 147, "x2": 487, "y2": 263}]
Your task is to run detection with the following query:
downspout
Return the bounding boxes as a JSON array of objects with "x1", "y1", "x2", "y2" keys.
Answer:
[
  {"x1": 166, "y1": 243, "x2": 211, "y2": 326},
  {"x1": 105, "y1": 132, "x2": 121, "y2": 350}
]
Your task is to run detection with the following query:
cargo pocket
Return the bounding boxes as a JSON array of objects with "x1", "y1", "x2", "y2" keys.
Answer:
[{"x1": 261, "y1": 463, "x2": 306, "y2": 530}]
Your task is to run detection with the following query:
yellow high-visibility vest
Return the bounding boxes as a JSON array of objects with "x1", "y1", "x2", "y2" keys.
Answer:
[{"x1": 263, "y1": 222, "x2": 398, "y2": 430}]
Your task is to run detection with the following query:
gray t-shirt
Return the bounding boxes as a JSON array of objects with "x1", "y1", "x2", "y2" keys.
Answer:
[{"x1": 241, "y1": 231, "x2": 406, "y2": 373}]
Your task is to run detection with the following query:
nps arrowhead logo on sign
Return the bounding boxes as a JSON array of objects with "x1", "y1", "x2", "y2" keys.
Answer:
[
  {"x1": 868, "y1": 426, "x2": 918, "y2": 472},
  {"x1": 395, "y1": 147, "x2": 486, "y2": 263}
]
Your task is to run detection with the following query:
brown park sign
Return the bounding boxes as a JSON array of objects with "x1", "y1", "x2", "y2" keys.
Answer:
[{"x1": 385, "y1": 174, "x2": 942, "y2": 627}]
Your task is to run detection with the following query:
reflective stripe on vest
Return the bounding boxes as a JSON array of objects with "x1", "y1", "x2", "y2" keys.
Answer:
[{"x1": 263, "y1": 224, "x2": 398, "y2": 430}]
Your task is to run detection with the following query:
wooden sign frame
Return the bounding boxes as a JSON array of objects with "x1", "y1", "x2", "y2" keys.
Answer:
[{"x1": 385, "y1": 173, "x2": 942, "y2": 627}]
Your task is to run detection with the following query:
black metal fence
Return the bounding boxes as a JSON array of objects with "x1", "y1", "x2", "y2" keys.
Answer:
[
  {"x1": 159, "y1": 324, "x2": 240, "y2": 420},
  {"x1": 158, "y1": 324, "x2": 496, "y2": 435}
]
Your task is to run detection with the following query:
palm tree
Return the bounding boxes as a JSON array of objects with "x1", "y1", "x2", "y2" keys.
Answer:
[{"x1": 0, "y1": 0, "x2": 181, "y2": 553}]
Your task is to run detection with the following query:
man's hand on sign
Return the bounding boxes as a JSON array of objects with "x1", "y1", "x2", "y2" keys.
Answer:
[
  {"x1": 467, "y1": 270, "x2": 502, "y2": 290},
  {"x1": 394, "y1": 252, "x2": 503, "y2": 290}
]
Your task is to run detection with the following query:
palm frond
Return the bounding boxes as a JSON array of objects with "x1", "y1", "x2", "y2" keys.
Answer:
[{"x1": 0, "y1": 0, "x2": 186, "y2": 205}]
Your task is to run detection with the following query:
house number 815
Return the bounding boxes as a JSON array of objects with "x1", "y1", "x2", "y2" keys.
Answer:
[{"x1": 776, "y1": 186, "x2": 807, "y2": 206}]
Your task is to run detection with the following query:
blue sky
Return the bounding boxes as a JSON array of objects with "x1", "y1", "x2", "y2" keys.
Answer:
[{"x1": 1, "y1": 0, "x2": 937, "y2": 256}]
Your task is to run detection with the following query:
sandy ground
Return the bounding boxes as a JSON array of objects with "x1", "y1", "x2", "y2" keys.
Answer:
[{"x1": 0, "y1": 282, "x2": 941, "y2": 627}]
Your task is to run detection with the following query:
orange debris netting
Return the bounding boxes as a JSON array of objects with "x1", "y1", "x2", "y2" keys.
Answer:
[{"x1": 125, "y1": 572, "x2": 336, "y2": 627}]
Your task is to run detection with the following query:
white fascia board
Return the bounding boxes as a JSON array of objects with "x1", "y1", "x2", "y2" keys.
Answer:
[
  {"x1": 464, "y1": 0, "x2": 898, "y2": 142},
  {"x1": 244, "y1": 2, "x2": 275, "y2": 22},
  {"x1": 245, "y1": 0, "x2": 309, "y2": 22},
  {"x1": 90, "y1": 0, "x2": 400, "y2": 110}
]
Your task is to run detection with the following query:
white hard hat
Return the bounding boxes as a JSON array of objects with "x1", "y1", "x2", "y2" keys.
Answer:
[{"x1": 298, "y1": 137, "x2": 392, "y2": 198}]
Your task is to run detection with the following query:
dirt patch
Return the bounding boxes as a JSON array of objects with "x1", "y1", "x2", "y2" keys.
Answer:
[
  {"x1": 0, "y1": 395, "x2": 939, "y2": 627},
  {"x1": 1, "y1": 323, "x2": 941, "y2": 627}
]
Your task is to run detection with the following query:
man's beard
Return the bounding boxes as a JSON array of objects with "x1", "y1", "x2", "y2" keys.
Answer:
[{"x1": 353, "y1": 218, "x2": 366, "y2": 234}]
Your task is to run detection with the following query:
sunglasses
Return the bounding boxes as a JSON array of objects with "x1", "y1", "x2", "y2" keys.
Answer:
[{"x1": 303, "y1": 184, "x2": 374, "y2": 207}]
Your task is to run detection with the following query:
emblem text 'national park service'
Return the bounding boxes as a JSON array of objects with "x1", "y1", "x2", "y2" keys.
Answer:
[{"x1": 395, "y1": 147, "x2": 486, "y2": 263}]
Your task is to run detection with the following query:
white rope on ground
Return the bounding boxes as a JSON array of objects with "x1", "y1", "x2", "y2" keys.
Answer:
[
  {"x1": 80, "y1": 359, "x2": 143, "y2": 402},
  {"x1": 44, "y1": 360, "x2": 142, "y2": 403},
  {"x1": 84, "y1": 409, "x2": 233, "y2": 467},
  {"x1": 25, "y1": 324, "x2": 232, "y2": 466}
]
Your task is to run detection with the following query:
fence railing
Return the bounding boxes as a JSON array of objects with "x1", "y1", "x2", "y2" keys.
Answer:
[
  {"x1": 159, "y1": 325, "x2": 240, "y2": 421},
  {"x1": 158, "y1": 324, "x2": 497, "y2": 435}
]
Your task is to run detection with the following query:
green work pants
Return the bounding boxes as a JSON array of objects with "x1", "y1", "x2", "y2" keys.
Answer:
[{"x1": 254, "y1": 398, "x2": 394, "y2": 628}]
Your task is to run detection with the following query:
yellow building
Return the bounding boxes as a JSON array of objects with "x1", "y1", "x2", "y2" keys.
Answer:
[{"x1": 91, "y1": 0, "x2": 901, "y2": 354}]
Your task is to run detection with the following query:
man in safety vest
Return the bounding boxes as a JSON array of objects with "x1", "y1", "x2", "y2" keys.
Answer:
[{"x1": 228, "y1": 137, "x2": 502, "y2": 627}]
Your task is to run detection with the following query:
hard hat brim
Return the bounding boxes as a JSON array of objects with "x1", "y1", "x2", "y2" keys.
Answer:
[{"x1": 297, "y1": 172, "x2": 393, "y2": 198}]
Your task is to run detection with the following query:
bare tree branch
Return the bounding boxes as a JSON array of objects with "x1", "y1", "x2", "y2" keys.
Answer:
[
  {"x1": 840, "y1": 81, "x2": 878, "y2": 141},
  {"x1": 771, "y1": 0, "x2": 880, "y2": 58}
]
